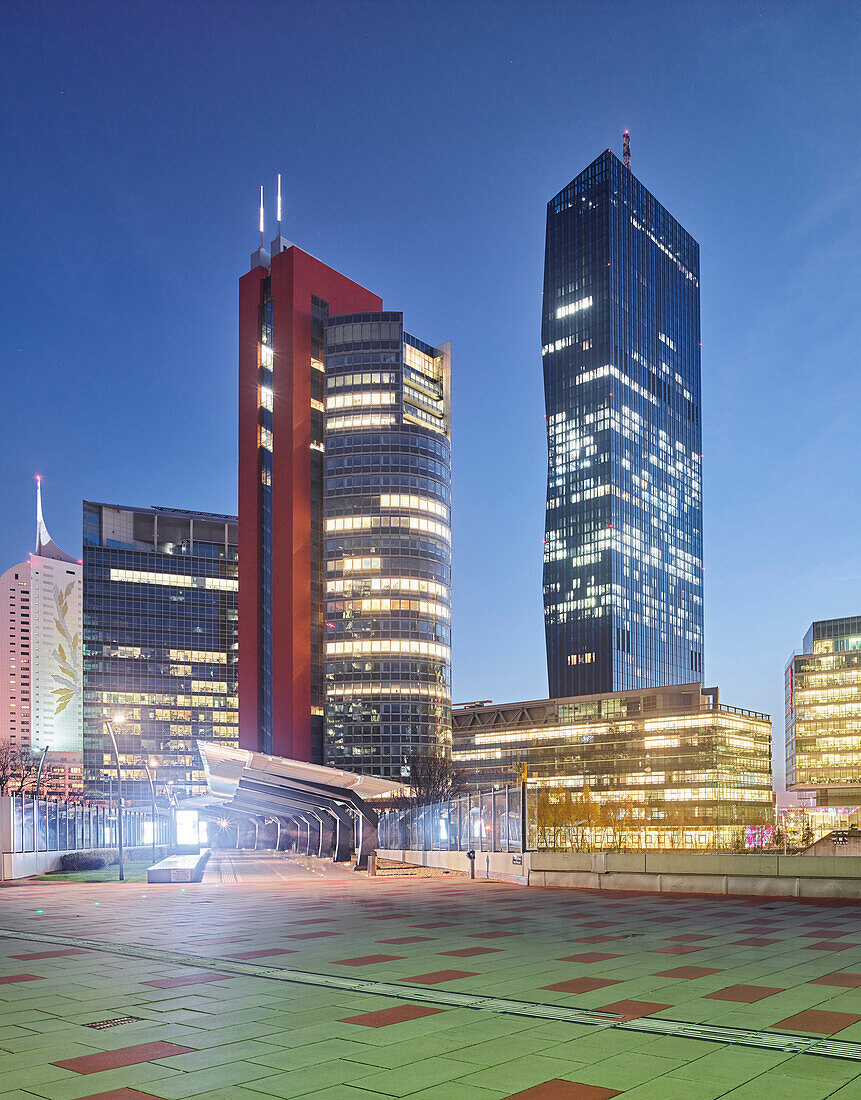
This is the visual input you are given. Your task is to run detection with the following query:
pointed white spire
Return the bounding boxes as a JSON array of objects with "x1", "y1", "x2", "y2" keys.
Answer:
[
  {"x1": 276, "y1": 173, "x2": 282, "y2": 237},
  {"x1": 34, "y1": 476, "x2": 76, "y2": 563},
  {"x1": 259, "y1": 185, "x2": 265, "y2": 246},
  {"x1": 35, "y1": 475, "x2": 50, "y2": 553}
]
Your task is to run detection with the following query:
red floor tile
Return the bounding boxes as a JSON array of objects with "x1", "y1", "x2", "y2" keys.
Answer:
[
  {"x1": 598, "y1": 999, "x2": 673, "y2": 1020},
  {"x1": 651, "y1": 945, "x2": 704, "y2": 955},
  {"x1": 504, "y1": 1084, "x2": 620, "y2": 1100},
  {"x1": 733, "y1": 937, "x2": 780, "y2": 947},
  {"x1": 809, "y1": 972, "x2": 861, "y2": 988},
  {"x1": 332, "y1": 954, "x2": 404, "y2": 966},
  {"x1": 379, "y1": 936, "x2": 435, "y2": 944},
  {"x1": 439, "y1": 947, "x2": 502, "y2": 957},
  {"x1": 704, "y1": 984, "x2": 784, "y2": 1003},
  {"x1": 558, "y1": 952, "x2": 623, "y2": 964},
  {"x1": 775, "y1": 1009, "x2": 861, "y2": 1034},
  {"x1": 414, "y1": 922, "x2": 456, "y2": 928},
  {"x1": 668, "y1": 934, "x2": 713, "y2": 942},
  {"x1": 654, "y1": 965, "x2": 724, "y2": 979},
  {"x1": 468, "y1": 930, "x2": 520, "y2": 938},
  {"x1": 0, "y1": 974, "x2": 43, "y2": 984},
  {"x1": 340, "y1": 1004, "x2": 445, "y2": 1027},
  {"x1": 53, "y1": 1042, "x2": 196, "y2": 1075},
  {"x1": 805, "y1": 941, "x2": 858, "y2": 952},
  {"x1": 541, "y1": 977, "x2": 621, "y2": 994},
  {"x1": 143, "y1": 974, "x2": 232, "y2": 989},
  {"x1": 10, "y1": 949, "x2": 89, "y2": 960},
  {"x1": 229, "y1": 948, "x2": 296, "y2": 959},
  {"x1": 401, "y1": 969, "x2": 478, "y2": 984},
  {"x1": 76, "y1": 1091, "x2": 161, "y2": 1099}
]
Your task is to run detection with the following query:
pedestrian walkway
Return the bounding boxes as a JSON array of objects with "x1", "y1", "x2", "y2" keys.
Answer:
[{"x1": 2, "y1": 852, "x2": 861, "y2": 1098}]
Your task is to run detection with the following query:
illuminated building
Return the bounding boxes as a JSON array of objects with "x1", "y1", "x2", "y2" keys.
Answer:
[
  {"x1": 0, "y1": 479, "x2": 82, "y2": 759},
  {"x1": 82, "y1": 502, "x2": 238, "y2": 800},
  {"x1": 542, "y1": 145, "x2": 704, "y2": 697},
  {"x1": 238, "y1": 185, "x2": 382, "y2": 762},
  {"x1": 239, "y1": 185, "x2": 451, "y2": 773},
  {"x1": 324, "y1": 313, "x2": 452, "y2": 777},
  {"x1": 452, "y1": 685, "x2": 771, "y2": 830},
  {"x1": 786, "y1": 617, "x2": 861, "y2": 807}
]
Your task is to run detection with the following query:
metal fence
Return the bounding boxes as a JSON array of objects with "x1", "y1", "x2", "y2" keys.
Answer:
[
  {"x1": 378, "y1": 786, "x2": 522, "y2": 853},
  {"x1": 6, "y1": 796, "x2": 170, "y2": 855}
]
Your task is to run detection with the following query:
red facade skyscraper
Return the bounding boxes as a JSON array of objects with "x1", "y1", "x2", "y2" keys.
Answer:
[{"x1": 238, "y1": 237, "x2": 381, "y2": 761}]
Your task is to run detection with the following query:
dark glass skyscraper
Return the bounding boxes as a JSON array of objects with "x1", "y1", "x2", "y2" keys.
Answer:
[{"x1": 542, "y1": 149, "x2": 703, "y2": 697}]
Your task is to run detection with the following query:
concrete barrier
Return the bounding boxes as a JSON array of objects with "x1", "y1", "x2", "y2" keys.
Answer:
[
  {"x1": 528, "y1": 850, "x2": 861, "y2": 899},
  {"x1": 376, "y1": 849, "x2": 528, "y2": 884},
  {"x1": 378, "y1": 849, "x2": 861, "y2": 899}
]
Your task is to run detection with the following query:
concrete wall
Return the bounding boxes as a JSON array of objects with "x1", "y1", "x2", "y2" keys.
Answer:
[
  {"x1": 802, "y1": 832, "x2": 861, "y2": 857},
  {"x1": 379, "y1": 849, "x2": 861, "y2": 899},
  {"x1": 528, "y1": 851, "x2": 861, "y2": 899},
  {"x1": 377, "y1": 849, "x2": 528, "y2": 885}
]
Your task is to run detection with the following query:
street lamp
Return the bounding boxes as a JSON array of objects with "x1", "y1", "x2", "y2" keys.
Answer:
[
  {"x1": 141, "y1": 756, "x2": 157, "y2": 863},
  {"x1": 33, "y1": 745, "x2": 49, "y2": 853},
  {"x1": 103, "y1": 715, "x2": 126, "y2": 881}
]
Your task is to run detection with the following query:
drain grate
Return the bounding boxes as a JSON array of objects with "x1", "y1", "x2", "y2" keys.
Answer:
[{"x1": 84, "y1": 1016, "x2": 141, "y2": 1030}]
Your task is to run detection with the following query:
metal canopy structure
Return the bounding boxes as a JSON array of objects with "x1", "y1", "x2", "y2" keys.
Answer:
[{"x1": 195, "y1": 741, "x2": 405, "y2": 867}]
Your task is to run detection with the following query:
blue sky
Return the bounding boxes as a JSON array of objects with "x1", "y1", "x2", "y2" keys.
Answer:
[{"x1": 2, "y1": 2, "x2": 859, "y2": 787}]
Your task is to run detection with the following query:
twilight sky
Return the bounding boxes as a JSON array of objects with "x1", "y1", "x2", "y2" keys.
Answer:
[{"x1": 2, "y1": 2, "x2": 859, "y2": 788}]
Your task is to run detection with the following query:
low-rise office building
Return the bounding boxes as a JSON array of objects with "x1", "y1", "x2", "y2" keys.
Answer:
[
  {"x1": 453, "y1": 684, "x2": 771, "y2": 845},
  {"x1": 83, "y1": 502, "x2": 238, "y2": 801},
  {"x1": 786, "y1": 617, "x2": 861, "y2": 808}
]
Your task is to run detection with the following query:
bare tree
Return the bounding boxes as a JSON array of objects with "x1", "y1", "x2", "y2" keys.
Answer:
[
  {"x1": 0, "y1": 741, "x2": 16, "y2": 796},
  {"x1": 404, "y1": 746, "x2": 464, "y2": 805},
  {"x1": 12, "y1": 749, "x2": 40, "y2": 796},
  {"x1": 0, "y1": 743, "x2": 40, "y2": 796}
]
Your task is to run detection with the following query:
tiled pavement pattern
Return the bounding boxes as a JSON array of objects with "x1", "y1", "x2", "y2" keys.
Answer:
[{"x1": 2, "y1": 854, "x2": 861, "y2": 1097}]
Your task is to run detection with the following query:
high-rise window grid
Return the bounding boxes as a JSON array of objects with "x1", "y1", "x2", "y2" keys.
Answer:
[
  {"x1": 543, "y1": 150, "x2": 703, "y2": 697},
  {"x1": 323, "y1": 313, "x2": 452, "y2": 778}
]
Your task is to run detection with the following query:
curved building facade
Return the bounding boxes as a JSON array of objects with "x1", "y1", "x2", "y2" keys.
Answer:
[{"x1": 323, "y1": 312, "x2": 451, "y2": 778}]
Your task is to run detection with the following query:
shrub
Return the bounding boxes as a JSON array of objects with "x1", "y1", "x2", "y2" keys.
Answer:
[{"x1": 57, "y1": 852, "x2": 105, "y2": 872}]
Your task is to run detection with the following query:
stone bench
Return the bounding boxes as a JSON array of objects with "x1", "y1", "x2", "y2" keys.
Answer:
[{"x1": 147, "y1": 850, "x2": 210, "y2": 883}]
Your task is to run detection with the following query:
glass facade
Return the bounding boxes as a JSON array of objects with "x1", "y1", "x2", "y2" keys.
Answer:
[
  {"x1": 323, "y1": 312, "x2": 452, "y2": 777},
  {"x1": 258, "y1": 289, "x2": 274, "y2": 753},
  {"x1": 82, "y1": 502, "x2": 238, "y2": 800},
  {"x1": 786, "y1": 616, "x2": 861, "y2": 805},
  {"x1": 543, "y1": 150, "x2": 703, "y2": 697},
  {"x1": 453, "y1": 685, "x2": 772, "y2": 830}
]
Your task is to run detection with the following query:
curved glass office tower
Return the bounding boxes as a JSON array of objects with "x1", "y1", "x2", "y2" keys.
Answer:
[
  {"x1": 543, "y1": 149, "x2": 703, "y2": 697},
  {"x1": 323, "y1": 312, "x2": 451, "y2": 778}
]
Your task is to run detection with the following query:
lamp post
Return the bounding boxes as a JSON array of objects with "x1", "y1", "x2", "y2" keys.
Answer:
[
  {"x1": 141, "y1": 756, "x2": 157, "y2": 863},
  {"x1": 103, "y1": 716, "x2": 126, "y2": 881},
  {"x1": 33, "y1": 746, "x2": 49, "y2": 854}
]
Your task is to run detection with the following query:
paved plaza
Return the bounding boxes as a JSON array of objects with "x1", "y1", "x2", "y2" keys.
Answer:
[{"x1": 2, "y1": 852, "x2": 861, "y2": 1099}]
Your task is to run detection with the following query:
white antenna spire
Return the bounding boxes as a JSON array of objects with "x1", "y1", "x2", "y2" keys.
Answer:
[
  {"x1": 276, "y1": 173, "x2": 282, "y2": 236},
  {"x1": 35, "y1": 475, "x2": 47, "y2": 552},
  {"x1": 259, "y1": 185, "x2": 265, "y2": 246}
]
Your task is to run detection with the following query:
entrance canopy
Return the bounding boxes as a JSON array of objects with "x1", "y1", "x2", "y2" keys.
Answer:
[{"x1": 194, "y1": 741, "x2": 405, "y2": 866}]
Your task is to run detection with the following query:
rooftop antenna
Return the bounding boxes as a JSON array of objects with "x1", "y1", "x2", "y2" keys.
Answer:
[
  {"x1": 258, "y1": 185, "x2": 265, "y2": 247},
  {"x1": 276, "y1": 173, "x2": 282, "y2": 238},
  {"x1": 622, "y1": 130, "x2": 631, "y2": 170}
]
